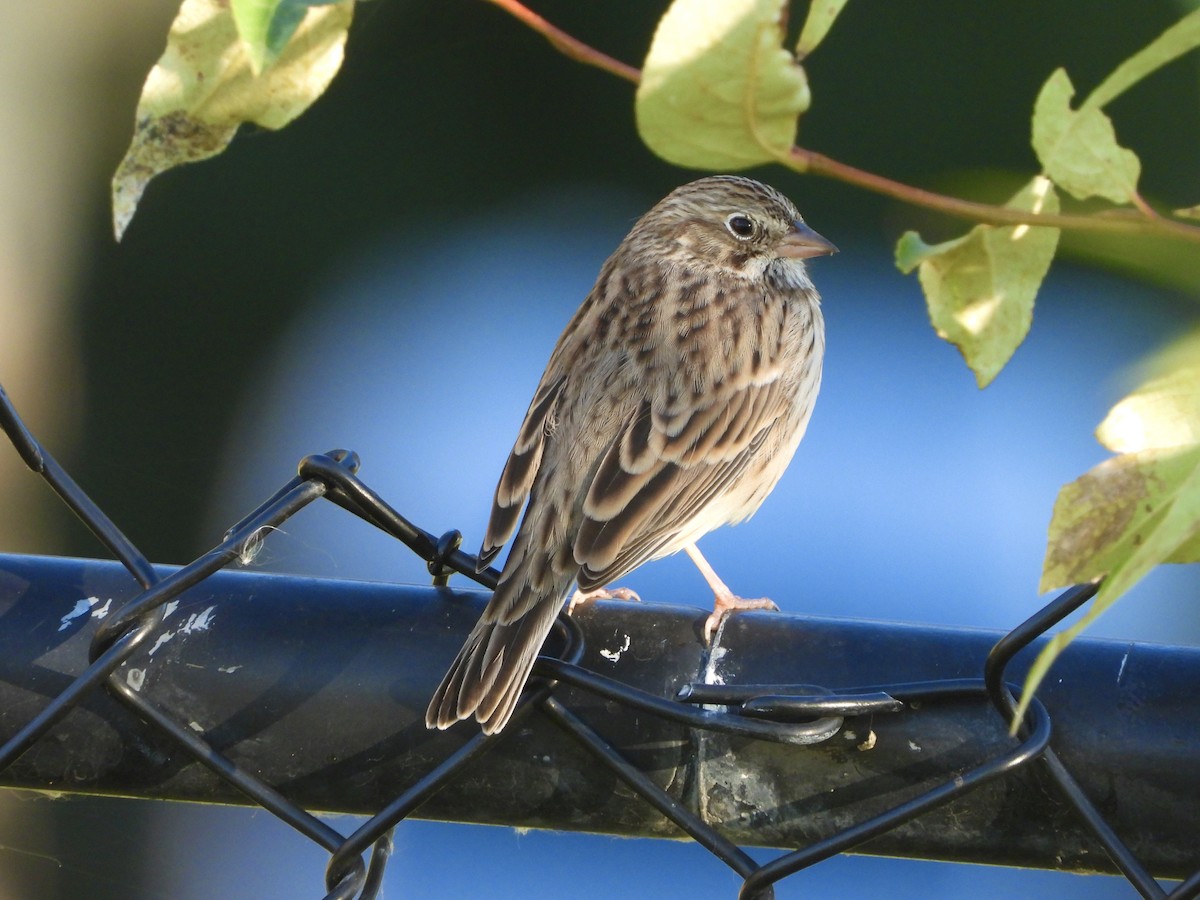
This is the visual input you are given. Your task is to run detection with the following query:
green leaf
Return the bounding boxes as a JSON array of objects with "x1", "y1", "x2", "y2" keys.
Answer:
[
  {"x1": 636, "y1": 0, "x2": 810, "y2": 169},
  {"x1": 1097, "y1": 338, "x2": 1200, "y2": 455},
  {"x1": 1176, "y1": 204, "x2": 1200, "y2": 221},
  {"x1": 795, "y1": 0, "x2": 849, "y2": 59},
  {"x1": 111, "y1": 0, "x2": 353, "y2": 240},
  {"x1": 1016, "y1": 330, "x2": 1200, "y2": 729},
  {"x1": 1086, "y1": 7, "x2": 1200, "y2": 109},
  {"x1": 1045, "y1": 328, "x2": 1200, "y2": 583},
  {"x1": 895, "y1": 177, "x2": 1060, "y2": 387},
  {"x1": 1041, "y1": 446, "x2": 1200, "y2": 591},
  {"x1": 231, "y1": 0, "x2": 304, "y2": 74},
  {"x1": 894, "y1": 229, "x2": 956, "y2": 274},
  {"x1": 1032, "y1": 68, "x2": 1141, "y2": 204},
  {"x1": 1015, "y1": 444, "x2": 1200, "y2": 729}
]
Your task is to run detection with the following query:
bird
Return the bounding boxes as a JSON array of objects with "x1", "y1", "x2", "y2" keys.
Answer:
[{"x1": 426, "y1": 175, "x2": 836, "y2": 735}]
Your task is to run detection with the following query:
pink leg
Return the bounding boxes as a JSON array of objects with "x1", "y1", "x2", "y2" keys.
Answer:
[{"x1": 685, "y1": 543, "x2": 778, "y2": 641}]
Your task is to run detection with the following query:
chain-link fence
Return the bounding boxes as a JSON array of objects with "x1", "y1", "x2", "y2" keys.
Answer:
[{"x1": 0, "y1": 381, "x2": 1196, "y2": 899}]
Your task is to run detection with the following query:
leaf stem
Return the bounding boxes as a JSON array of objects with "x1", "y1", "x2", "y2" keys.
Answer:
[
  {"x1": 1129, "y1": 189, "x2": 1160, "y2": 221},
  {"x1": 484, "y1": 0, "x2": 1200, "y2": 247}
]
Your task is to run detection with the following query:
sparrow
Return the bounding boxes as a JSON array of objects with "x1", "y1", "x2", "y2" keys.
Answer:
[{"x1": 426, "y1": 175, "x2": 836, "y2": 735}]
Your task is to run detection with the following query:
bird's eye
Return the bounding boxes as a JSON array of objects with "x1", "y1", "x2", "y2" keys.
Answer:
[{"x1": 725, "y1": 214, "x2": 756, "y2": 239}]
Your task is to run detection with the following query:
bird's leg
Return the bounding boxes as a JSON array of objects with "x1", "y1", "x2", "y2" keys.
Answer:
[
  {"x1": 685, "y1": 543, "x2": 778, "y2": 641},
  {"x1": 568, "y1": 585, "x2": 642, "y2": 614}
]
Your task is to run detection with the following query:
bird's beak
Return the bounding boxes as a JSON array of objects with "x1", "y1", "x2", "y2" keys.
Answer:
[{"x1": 779, "y1": 221, "x2": 838, "y2": 259}]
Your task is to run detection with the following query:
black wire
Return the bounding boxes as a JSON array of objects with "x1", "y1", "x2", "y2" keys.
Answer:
[
  {"x1": 0, "y1": 379, "x2": 1194, "y2": 899},
  {"x1": 543, "y1": 696, "x2": 771, "y2": 896},
  {"x1": 983, "y1": 582, "x2": 1166, "y2": 899},
  {"x1": 739, "y1": 694, "x2": 1053, "y2": 898},
  {"x1": 537, "y1": 657, "x2": 844, "y2": 745},
  {"x1": 323, "y1": 616, "x2": 586, "y2": 889},
  {"x1": 0, "y1": 385, "x2": 156, "y2": 588},
  {"x1": 1170, "y1": 869, "x2": 1200, "y2": 900}
]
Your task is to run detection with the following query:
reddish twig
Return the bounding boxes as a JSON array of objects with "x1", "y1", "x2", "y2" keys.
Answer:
[
  {"x1": 481, "y1": 0, "x2": 641, "y2": 84},
  {"x1": 791, "y1": 148, "x2": 1200, "y2": 243}
]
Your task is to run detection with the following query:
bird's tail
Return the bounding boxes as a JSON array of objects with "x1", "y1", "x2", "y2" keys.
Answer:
[{"x1": 425, "y1": 543, "x2": 572, "y2": 735}]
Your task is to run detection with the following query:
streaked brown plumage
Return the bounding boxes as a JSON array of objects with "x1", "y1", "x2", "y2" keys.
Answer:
[{"x1": 426, "y1": 175, "x2": 836, "y2": 734}]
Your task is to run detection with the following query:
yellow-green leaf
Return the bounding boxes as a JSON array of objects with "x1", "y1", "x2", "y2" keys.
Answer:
[
  {"x1": 1032, "y1": 68, "x2": 1140, "y2": 204},
  {"x1": 1176, "y1": 204, "x2": 1200, "y2": 221},
  {"x1": 796, "y1": 0, "x2": 849, "y2": 59},
  {"x1": 1015, "y1": 444, "x2": 1200, "y2": 729},
  {"x1": 1045, "y1": 329, "x2": 1200, "y2": 585},
  {"x1": 1016, "y1": 331, "x2": 1200, "y2": 729},
  {"x1": 636, "y1": 0, "x2": 810, "y2": 170},
  {"x1": 1098, "y1": 347, "x2": 1200, "y2": 454},
  {"x1": 895, "y1": 177, "x2": 1060, "y2": 387},
  {"x1": 1086, "y1": 7, "x2": 1200, "y2": 109},
  {"x1": 111, "y1": 0, "x2": 353, "y2": 240},
  {"x1": 1041, "y1": 446, "x2": 1200, "y2": 592}
]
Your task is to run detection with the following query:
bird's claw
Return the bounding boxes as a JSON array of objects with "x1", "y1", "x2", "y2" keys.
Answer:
[
  {"x1": 703, "y1": 596, "x2": 779, "y2": 643},
  {"x1": 568, "y1": 585, "x2": 642, "y2": 614}
]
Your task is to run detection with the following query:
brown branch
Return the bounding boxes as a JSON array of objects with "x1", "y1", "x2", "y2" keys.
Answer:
[
  {"x1": 484, "y1": 0, "x2": 1200, "y2": 247},
  {"x1": 791, "y1": 148, "x2": 1200, "y2": 244}
]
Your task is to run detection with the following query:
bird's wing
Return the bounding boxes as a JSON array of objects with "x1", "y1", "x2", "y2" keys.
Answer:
[
  {"x1": 477, "y1": 373, "x2": 567, "y2": 570},
  {"x1": 573, "y1": 372, "x2": 789, "y2": 590}
]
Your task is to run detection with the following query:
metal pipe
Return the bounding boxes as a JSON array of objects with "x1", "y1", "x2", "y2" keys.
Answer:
[{"x1": 0, "y1": 553, "x2": 1194, "y2": 878}]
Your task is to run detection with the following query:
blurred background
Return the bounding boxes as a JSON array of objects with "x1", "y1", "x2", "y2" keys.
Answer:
[{"x1": 0, "y1": 0, "x2": 1197, "y2": 897}]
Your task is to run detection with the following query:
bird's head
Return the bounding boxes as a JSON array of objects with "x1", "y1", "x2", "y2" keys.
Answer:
[{"x1": 627, "y1": 175, "x2": 837, "y2": 289}]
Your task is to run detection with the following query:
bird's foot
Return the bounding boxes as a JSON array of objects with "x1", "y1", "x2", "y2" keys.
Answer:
[
  {"x1": 568, "y1": 585, "x2": 642, "y2": 614},
  {"x1": 703, "y1": 593, "x2": 779, "y2": 642}
]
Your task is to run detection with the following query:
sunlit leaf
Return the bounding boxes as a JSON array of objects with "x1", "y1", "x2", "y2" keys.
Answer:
[
  {"x1": 1043, "y1": 329, "x2": 1200, "y2": 584},
  {"x1": 636, "y1": 0, "x2": 809, "y2": 169},
  {"x1": 112, "y1": 0, "x2": 353, "y2": 240},
  {"x1": 1176, "y1": 204, "x2": 1200, "y2": 220},
  {"x1": 895, "y1": 177, "x2": 1060, "y2": 387},
  {"x1": 1016, "y1": 330, "x2": 1200, "y2": 729},
  {"x1": 795, "y1": 0, "x2": 849, "y2": 59},
  {"x1": 1098, "y1": 334, "x2": 1200, "y2": 454},
  {"x1": 1032, "y1": 68, "x2": 1141, "y2": 204}
]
